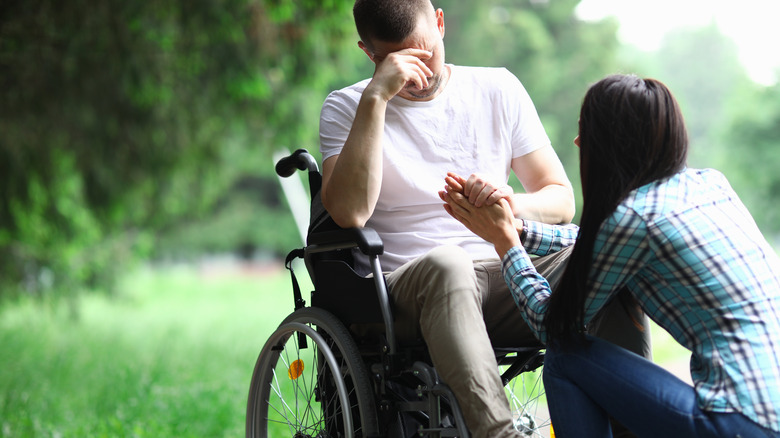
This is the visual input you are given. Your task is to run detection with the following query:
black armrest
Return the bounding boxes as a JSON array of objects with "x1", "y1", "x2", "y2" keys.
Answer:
[{"x1": 306, "y1": 227, "x2": 384, "y2": 256}]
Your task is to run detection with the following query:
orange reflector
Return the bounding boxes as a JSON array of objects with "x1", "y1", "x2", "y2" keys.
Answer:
[
  {"x1": 550, "y1": 423, "x2": 556, "y2": 438},
  {"x1": 288, "y1": 359, "x2": 304, "y2": 380}
]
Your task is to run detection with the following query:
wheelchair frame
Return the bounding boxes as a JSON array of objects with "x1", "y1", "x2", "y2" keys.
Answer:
[{"x1": 246, "y1": 149, "x2": 550, "y2": 437}]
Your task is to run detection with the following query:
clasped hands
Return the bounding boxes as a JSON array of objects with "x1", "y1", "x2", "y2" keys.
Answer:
[{"x1": 438, "y1": 173, "x2": 522, "y2": 257}]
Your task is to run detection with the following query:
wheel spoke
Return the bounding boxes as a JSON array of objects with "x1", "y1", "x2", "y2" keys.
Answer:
[
  {"x1": 502, "y1": 358, "x2": 550, "y2": 437},
  {"x1": 248, "y1": 308, "x2": 378, "y2": 437}
]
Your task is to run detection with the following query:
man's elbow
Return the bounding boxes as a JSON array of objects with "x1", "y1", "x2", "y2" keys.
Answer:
[
  {"x1": 560, "y1": 186, "x2": 576, "y2": 224},
  {"x1": 561, "y1": 203, "x2": 576, "y2": 224},
  {"x1": 322, "y1": 195, "x2": 369, "y2": 229},
  {"x1": 330, "y1": 211, "x2": 369, "y2": 229},
  {"x1": 537, "y1": 182, "x2": 576, "y2": 224}
]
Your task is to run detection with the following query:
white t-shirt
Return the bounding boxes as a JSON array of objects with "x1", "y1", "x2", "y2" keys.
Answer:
[{"x1": 319, "y1": 65, "x2": 551, "y2": 271}]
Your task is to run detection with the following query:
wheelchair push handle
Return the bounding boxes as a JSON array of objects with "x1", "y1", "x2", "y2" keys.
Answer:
[{"x1": 276, "y1": 148, "x2": 319, "y2": 177}]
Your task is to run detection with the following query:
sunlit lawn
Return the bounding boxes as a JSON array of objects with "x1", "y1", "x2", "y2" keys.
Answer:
[
  {"x1": 0, "y1": 260, "x2": 298, "y2": 438},
  {"x1": 0, "y1": 260, "x2": 691, "y2": 437}
]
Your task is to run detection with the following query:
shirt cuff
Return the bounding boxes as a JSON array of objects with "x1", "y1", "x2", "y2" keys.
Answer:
[{"x1": 521, "y1": 220, "x2": 546, "y2": 254}]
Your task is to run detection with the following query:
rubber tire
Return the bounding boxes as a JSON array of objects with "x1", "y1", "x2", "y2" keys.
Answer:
[{"x1": 246, "y1": 307, "x2": 379, "y2": 437}]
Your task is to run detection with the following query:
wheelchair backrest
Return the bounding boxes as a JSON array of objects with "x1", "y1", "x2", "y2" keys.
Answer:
[{"x1": 277, "y1": 149, "x2": 384, "y2": 326}]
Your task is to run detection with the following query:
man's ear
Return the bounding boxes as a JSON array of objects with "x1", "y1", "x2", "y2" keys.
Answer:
[
  {"x1": 436, "y1": 8, "x2": 445, "y2": 38},
  {"x1": 358, "y1": 41, "x2": 374, "y2": 61}
]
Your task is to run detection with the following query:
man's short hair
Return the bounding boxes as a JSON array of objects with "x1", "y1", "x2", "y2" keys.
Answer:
[{"x1": 353, "y1": 0, "x2": 433, "y2": 51}]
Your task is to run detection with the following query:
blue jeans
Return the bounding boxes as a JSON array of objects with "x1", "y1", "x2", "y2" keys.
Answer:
[{"x1": 543, "y1": 335, "x2": 780, "y2": 438}]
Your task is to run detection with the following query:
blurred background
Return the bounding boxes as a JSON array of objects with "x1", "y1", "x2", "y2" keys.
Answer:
[{"x1": 1, "y1": 0, "x2": 778, "y2": 436}]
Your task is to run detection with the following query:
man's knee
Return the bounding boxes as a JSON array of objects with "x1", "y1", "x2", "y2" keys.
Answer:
[
  {"x1": 418, "y1": 245, "x2": 473, "y2": 271},
  {"x1": 389, "y1": 245, "x2": 480, "y2": 340},
  {"x1": 414, "y1": 245, "x2": 478, "y2": 297}
]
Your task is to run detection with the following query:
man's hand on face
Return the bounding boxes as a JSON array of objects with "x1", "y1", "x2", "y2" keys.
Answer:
[{"x1": 366, "y1": 48, "x2": 433, "y2": 102}]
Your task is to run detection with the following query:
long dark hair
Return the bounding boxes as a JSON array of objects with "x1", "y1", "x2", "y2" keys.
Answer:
[{"x1": 545, "y1": 75, "x2": 689, "y2": 343}]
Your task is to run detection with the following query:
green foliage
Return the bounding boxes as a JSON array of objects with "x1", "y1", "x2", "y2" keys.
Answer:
[
  {"x1": 0, "y1": 0, "x2": 355, "y2": 300},
  {"x1": 721, "y1": 82, "x2": 780, "y2": 235},
  {"x1": 154, "y1": 175, "x2": 302, "y2": 259},
  {"x1": 3, "y1": 0, "x2": 778, "y2": 302},
  {"x1": 642, "y1": 25, "x2": 751, "y2": 168}
]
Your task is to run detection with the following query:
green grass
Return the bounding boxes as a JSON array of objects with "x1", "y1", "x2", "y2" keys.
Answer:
[
  {"x1": 650, "y1": 320, "x2": 693, "y2": 383},
  {"x1": 0, "y1": 261, "x2": 691, "y2": 437},
  {"x1": 0, "y1": 262, "x2": 302, "y2": 437}
]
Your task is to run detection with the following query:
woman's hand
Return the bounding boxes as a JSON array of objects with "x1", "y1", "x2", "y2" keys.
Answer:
[
  {"x1": 445, "y1": 172, "x2": 514, "y2": 207},
  {"x1": 439, "y1": 183, "x2": 522, "y2": 258}
]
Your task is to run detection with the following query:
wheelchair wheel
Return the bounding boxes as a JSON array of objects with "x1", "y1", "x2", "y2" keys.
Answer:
[
  {"x1": 502, "y1": 352, "x2": 551, "y2": 437},
  {"x1": 246, "y1": 307, "x2": 379, "y2": 438}
]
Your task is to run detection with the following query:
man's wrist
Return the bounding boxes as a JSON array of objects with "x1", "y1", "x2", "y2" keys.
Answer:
[{"x1": 363, "y1": 79, "x2": 398, "y2": 104}]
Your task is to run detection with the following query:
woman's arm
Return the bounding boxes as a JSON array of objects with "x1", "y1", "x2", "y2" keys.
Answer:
[{"x1": 501, "y1": 208, "x2": 651, "y2": 342}]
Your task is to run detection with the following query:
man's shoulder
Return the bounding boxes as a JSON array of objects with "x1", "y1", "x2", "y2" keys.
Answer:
[
  {"x1": 450, "y1": 65, "x2": 524, "y2": 97},
  {"x1": 451, "y1": 65, "x2": 519, "y2": 82},
  {"x1": 324, "y1": 78, "x2": 372, "y2": 104}
]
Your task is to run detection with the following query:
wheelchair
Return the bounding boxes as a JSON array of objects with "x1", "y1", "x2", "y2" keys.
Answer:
[{"x1": 246, "y1": 149, "x2": 550, "y2": 437}]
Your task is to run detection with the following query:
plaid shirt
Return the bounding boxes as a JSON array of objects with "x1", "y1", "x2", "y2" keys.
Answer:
[{"x1": 503, "y1": 168, "x2": 780, "y2": 431}]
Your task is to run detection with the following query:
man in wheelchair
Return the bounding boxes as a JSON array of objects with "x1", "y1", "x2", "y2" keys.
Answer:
[{"x1": 316, "y1": 1, "x2": 650, "y2": 436}]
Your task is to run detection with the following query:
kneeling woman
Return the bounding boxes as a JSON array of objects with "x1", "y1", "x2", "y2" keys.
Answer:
[{"x1": 441, "y1": 74, "x2": 780, "y2": 437}]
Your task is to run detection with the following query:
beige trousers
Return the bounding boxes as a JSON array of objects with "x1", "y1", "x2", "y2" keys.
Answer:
[{"x1": 385, "y1": 245, "x2": 651, "y2": 438}]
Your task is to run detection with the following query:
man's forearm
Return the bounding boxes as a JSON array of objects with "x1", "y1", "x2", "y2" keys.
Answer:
[{"x1": 509, "y1": 184, "x2": 576, "y2": 225}]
